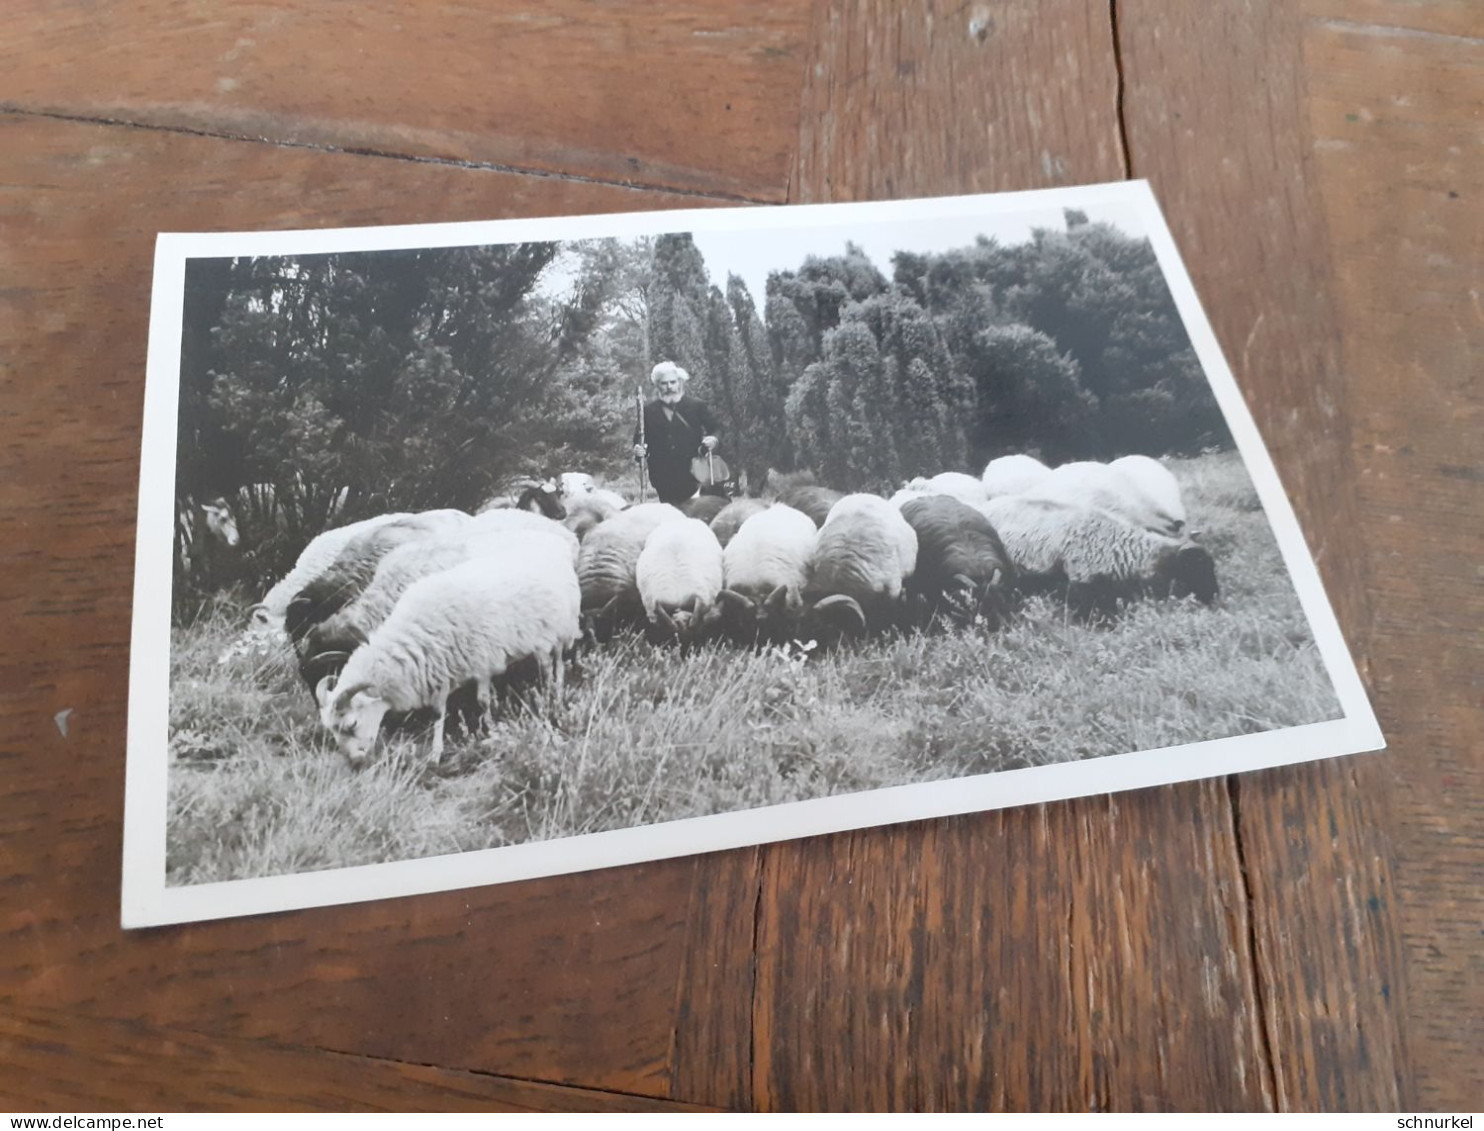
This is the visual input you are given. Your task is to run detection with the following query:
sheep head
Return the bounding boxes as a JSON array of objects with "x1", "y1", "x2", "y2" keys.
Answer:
[
  {"x1": 803, "y1": 593, "x2": 868, "y2": 644},
  {"x1": 316, "y1": 676, "x2": 390, "y2": 767},
  {"x1": 1169, "y1": 543, "x2": 1219, "y2": 605},
  {"x1": 648, "y1": 597, "x2": 716, "y2": 649}
]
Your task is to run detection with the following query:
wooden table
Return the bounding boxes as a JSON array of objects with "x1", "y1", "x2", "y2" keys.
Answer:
[{"x1": 1, "y1": 0, "x2": 1478, "y2": 1112}]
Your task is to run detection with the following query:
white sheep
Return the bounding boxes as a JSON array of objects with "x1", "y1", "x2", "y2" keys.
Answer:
[
  {"x1": 298, "y1": 524, "x2": 576, "y2": 692},
  {"x1": 981, "y1": 454, "x2": 1051, "y2": 498},
  {"x1": 577, "y1": 502, "x2": 688, "y2": 635},
  {"x1": 981, "y1": 495, "x2": 1217, "y2": 617},
  {"x1": 636, "y1": 517, "x2": 725, "y2": 644},
  {"x1": 467, "y1": 508, "x2": 580, "y2": 564},
  {"x1": 1109, "y1": 455, "x2": 1188, "y2": 531},
  {"x1": 249, "y1": 512, "x2": 411, "y2": 632},
  {"x1": 715, "y1": 504, "x2": 818, "y2": 640},
  {"x1": 284, "y1": 508, "x2": 471, "y2": 642},
  {"x1": 804, "y1": 494, "x2": 919, "y2": 635},
  {"x1": 561, "y1": 492, "x2": 624, "y2": 541},
  {"x1": 709, "y1": 498, "x2": 769, "y2": 547},
  {"x1": 316, "y1": 547, "x2": 581, "y2": 766},
  {"x1": 1020, "y1": 461, "x2": 1184, "y2": 537}
]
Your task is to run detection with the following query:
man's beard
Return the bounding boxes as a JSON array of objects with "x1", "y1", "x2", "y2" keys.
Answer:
[{"x1": 659, "y1": 390, "x2": 684, "y2": 404}]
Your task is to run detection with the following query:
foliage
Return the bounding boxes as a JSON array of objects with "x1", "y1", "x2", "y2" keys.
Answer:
[{"x1": 173, "y1": 213, "x2": 1233, "y2": 611}]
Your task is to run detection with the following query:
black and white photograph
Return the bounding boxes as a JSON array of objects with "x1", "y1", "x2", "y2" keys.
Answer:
[{"x1": 125, "y1": 183, "x2": 1381, "y2": 927}]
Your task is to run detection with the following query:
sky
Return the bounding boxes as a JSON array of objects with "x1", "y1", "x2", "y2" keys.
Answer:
[
  {"x1": 536, "y1": 196, "x2": 1148, "y2": 307},
  {"x1": 688, "y1": 197, "x2": 1147, "y2": 305}
]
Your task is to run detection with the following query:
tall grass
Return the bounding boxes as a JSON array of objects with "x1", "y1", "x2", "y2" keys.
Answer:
[{"x1": 165, "y1": 452, "x2": 1341, "y2": 885}]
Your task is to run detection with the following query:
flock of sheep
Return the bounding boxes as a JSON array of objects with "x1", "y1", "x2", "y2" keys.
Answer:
[{"x1": 230, "y1": 453, "x2": 1218, "y2": 768}]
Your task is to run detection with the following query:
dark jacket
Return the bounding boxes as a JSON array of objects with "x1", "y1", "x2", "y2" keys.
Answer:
[{"x1": 635, "y1": 394, "x2": 721, "y2": 504}]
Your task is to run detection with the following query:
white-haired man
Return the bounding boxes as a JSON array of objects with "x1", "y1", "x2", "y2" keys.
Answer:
[{"x1": 633, "y1": 361, "x2": 721, "y2": 504}]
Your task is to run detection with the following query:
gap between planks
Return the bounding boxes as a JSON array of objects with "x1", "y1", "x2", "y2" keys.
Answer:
[{"x1": 0, "y1": 104, "x2": 774, "y2": 205}]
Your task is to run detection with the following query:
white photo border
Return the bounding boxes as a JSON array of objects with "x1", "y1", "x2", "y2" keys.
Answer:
[{"x1": 123, "y1": 180, "x2": 1384, "y2": 928}]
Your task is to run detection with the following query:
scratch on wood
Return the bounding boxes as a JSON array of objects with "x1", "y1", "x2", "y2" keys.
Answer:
[{"x1": 1311, "y1": 18, "x2": 1484, "y2": 48}]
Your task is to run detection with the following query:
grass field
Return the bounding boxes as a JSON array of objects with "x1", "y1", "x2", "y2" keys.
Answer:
[{"x1": 164, "y1": 451, "x2": 1342, "y2": 886}]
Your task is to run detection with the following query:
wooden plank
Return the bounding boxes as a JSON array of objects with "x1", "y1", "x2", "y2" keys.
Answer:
[
  {"x1": 791, "y1": 0, "x2": 1125, "y2": 202},
  {"x1": 1300, "y1": 3, "x2": 1483, "y2": 40},
  {"x1": 1301, "y1": 10, "x2": 1483, "y2": 1110},
  {"x1": 755, "y1": 789, "x2": 1278, "y2": 1111},
  {"x1": 0, "y1": 1, "x2": 810, "y2": 200},
  {"x1": 668, "y1": 847, "x2": 766, "y2": 1110},
  {"x1": 757, "y1": 1, "x2": 1279, "y2": 1110},
  {"x1": 0, "y1": 113, "x2": 753, "y2": 1101},
  {"x1": 0, "y1": 1005, "x2": 719, "y2": 1112},
  {"x1": 1117, "y1": 0, "x2": 1412, "y2": 1110}
]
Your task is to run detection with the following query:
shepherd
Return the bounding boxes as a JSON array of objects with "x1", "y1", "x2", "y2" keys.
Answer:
[{"x1": 632, "y1": 361, "x2": 724, "y2": 505}]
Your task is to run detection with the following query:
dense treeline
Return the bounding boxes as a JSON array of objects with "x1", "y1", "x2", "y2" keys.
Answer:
[{"x1": 176, "y1": 210, "x2": 1229, "y2": 596}]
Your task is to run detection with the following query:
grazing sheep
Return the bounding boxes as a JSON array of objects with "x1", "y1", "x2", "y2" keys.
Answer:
[
  {"x1": 561, "y1": 491, "x2": 625, "y2": 541},
  {"x1": 898, "y1": 495, "x2": 1015, "y2": 624},
  {"x1": 249, "y1": 512, "x2": 411, "y2": 632},
  {"x1": 779, "y1": 484, "x2": 845, "y2": 527},
  {"x1": 982, "y1": 495, "x2": 1218, "y2": 618},
  {"x1": 679, "y1": 493, "x2": 730, "y2": 524},
  {"x1": 981, "y1": 454, "x2": 1051, "y2": 498},
  {"x1": 715, "y1": 504, "x2": 819, "y2": 643},
  {"x1": 316, "y1": 552, "x2": 581, "y2": 766},
  {"x1": 923, "y1": 471, "x2": 990, "y2": 507},
  {"x1": 803, "y1": 494, "x2": 919, "y2": 637},
  {"x1": 285, "y1": 509, "x2": 470, "y2": 643},
  {"x1": 297, "y1": 525, "x2": 577, "y2": 692},
  {"x1": 1109, "y1": 455, "x2": 1188, "y2": 531},
  {"x1": 1021, "y1": 461, "x2": 1184, "y2": 537},
  {"x1": 636, "y1": 517, "x2": 725, "y2": 645},
  {"x1": 466, "y1": 508, "x2": 580, "y2": 564},
  {"x1": 709, "y1": 498, "x2": 768, "y2": 548},
  {"x1": 478, "y1": 479, "x2": 566, "y2": 521},
  {"x1": 577, "y1": 502, "x2": 688, "y2": 638}
]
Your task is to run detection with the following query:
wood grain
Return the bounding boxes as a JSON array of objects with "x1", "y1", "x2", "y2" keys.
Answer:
[
  {"x1": 0, "y1": 1006, "x2": 718, "y2": 1112},
  {"x1": 1116, "y1": 0, "x2": 1412, "y2": 1109},
  {"x1": 1, "y1": 0, "x2": 1476, "y2": 1111},
  {"x1": 1301, "y1": 10, "x2": 1483, "y2": 1109},
  {"x1": 756, "y1": 0, "x2": 1279, "y2": 1111},
  {"x1": 0, "y1": 113, "x2": 744, "y2": 1100},
  {"x1": 791, "y1": 0, "x2": 1125, "y2": 202},
  {"x1": 0, "y1": 1, "x2": 810, "y2": 200},
  {"x1": 754, "y1": 789, "x2": 1275, "y2": 1111}
]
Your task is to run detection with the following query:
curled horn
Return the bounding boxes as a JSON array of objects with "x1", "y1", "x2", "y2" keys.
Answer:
[
  {"x1": 310, "y1": 649, "x2": 351, "y2": 668},
  {"x1": 716, "y1": 588, "x2": 756, "y2": 613},
  {"x1": 314, "y1": 674, "x2": 337, "y2": 713},
  {"x1": 813, "y1": 594, "x2": 867, "y2": 634}
]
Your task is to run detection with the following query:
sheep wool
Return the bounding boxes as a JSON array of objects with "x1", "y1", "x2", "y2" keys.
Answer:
[
  {"x1": 300, "y1": 527, "x2": 577, "y2": 690},
  {"x1": 1021, "y1": 461, "x2": 1184, "y2": 537},
  {"x1": 320, "y1": 554, "x2": 581, "y2": 765},
  {"x1": 709, "y1": 498, "x2": 768, "y2": 548},
  {"x1": 577, "y1": 502, "x2": 687, "y2": 613},
  {"x1": 722, "y1": 504, "x2": 818, "y2": 600},
  {"x1": 636, "y1": 517, "x2": 724, "y2": 620},
  {"x1": 1109, "y1": 455, "x2": 1187, "y2": 530},
  {"x1": 250, "y1": 512, "x2": 410, "y2": 629},
  {"x1": 981, "y1": 454, "x2": 1051, "y2": 498},
  {"x1": 982, "y1": 496, "x2": 1217, "y2": 608}
]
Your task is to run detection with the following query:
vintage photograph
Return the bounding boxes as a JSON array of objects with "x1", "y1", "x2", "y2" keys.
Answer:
[{"x1": 126, "y1": 184, "x2": 1381, "y2": 926}]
